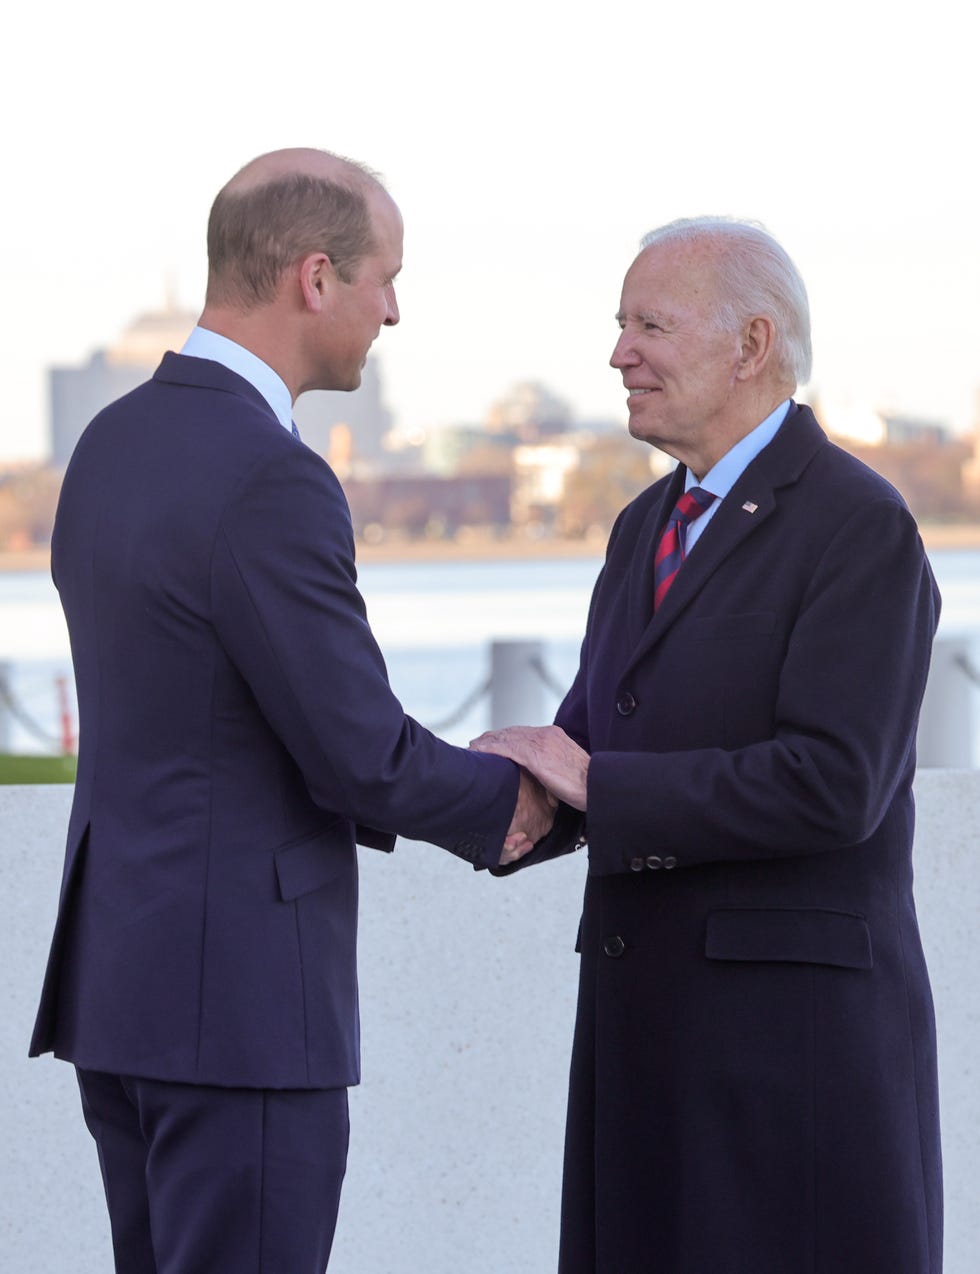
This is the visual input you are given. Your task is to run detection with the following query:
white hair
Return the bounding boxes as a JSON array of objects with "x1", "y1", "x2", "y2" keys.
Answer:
[{"x1": 640, "y1": 216, "x2": 812, "y2": 387}]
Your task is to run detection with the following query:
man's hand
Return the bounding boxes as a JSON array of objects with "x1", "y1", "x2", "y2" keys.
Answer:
[
  {"x1": 471, "y1": 725, "x2": 590, "y2": 813},
  {"x1": 498, "y1": 767, "x2": 557, "y2": 866}
]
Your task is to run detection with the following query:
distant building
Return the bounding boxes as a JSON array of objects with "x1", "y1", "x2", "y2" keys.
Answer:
[
  {"x1": 420, "y1": 425, "x2": 515, "y2": 477},
  {"x1": 411, "y1": 380, "x2": 593, "y2": 479},
  {"x1": 293, "y1": 359, "x2": 394, "y2": 469},
  {"x1": 815, "y1": 394, "x2": 952, "y2": 449},
  {"x1": 344, "y1": 472, "x2": 512, "y2": 539},
  {"x1": 961, "y1": 390, "x2": 980, "y2": 504},
  {"x1": 815, "y1": 396, "x2": 888, "y2": 447},
  {"x1": 881, "y1": 413, "x2": 950, "y2": 446},
  {"x1": 49, "y1": 302, "x2": 196, "y2": 466},
  {"x1": 486, "y1": 381, "x2": 573, "y2": 440},
  {"x1": 511, "y1": 443, "x2": 581, "y2": 526},
  {"x1": 49, "y1": 302, "x2": 393, "y2": 470}
]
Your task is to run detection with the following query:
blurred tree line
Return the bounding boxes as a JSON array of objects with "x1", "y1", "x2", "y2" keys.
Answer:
[
  {"x1": 1, "y1": 430, "x2": 978, "y2": 556},
  {"x1": 0, "y1": 467, "x2": 62, "y2": 551}
]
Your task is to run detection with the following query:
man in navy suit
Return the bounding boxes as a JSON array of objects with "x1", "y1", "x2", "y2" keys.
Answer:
[
  {"x1": 473, "y1": 219, "x2": 943, "y2": 1272},
  {"x1": 30, "y1": 147, "x2": 553, "y2": 1274}
]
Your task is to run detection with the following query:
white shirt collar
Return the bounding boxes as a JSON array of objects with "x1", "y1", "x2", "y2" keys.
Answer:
[
  {"x1": 686, "y1": 400, "x2": 791, "y2": 499},
  {"x1": 180, "y1": 326, "x2": 294, "y2": 434}
]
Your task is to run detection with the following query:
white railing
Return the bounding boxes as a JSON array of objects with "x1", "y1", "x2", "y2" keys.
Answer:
[{"x1": 2, "y1": 773, "x2": 978, "y2": 1273}]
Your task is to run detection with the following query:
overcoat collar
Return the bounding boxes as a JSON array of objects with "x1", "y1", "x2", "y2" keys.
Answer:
[{"x1": 624, "y1": 402, "x2": 828, "y2": 667}]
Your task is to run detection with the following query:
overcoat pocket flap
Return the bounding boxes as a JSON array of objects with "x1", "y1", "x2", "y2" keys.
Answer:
[
  {"x1": 274, "y1": 825, "x2": 352, "y2": 901},
  {"x1": 705, "y1": 908, "x2": 873, "y2": 970}
]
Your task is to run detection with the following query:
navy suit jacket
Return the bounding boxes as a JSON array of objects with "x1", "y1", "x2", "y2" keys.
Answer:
[
  {"x1": 30, "y1": 353, "x2": 518, "y2": 1089},
  {"x1": 513, "y1": 404, "x2": 943, "y2": 1271}
]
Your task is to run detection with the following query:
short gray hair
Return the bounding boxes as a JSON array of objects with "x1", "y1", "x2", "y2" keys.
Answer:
[
  {"x1": 206, "y1": 158, "x2": 381, "y2": 308},
  {"x1": 640, "y1": 216, "x2": 812, "y2": 387}
]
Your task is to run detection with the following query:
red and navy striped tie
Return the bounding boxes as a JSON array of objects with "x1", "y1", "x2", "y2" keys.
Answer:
[{"x1": 653, "y1": 486, "x2": 716, "y2": 610}]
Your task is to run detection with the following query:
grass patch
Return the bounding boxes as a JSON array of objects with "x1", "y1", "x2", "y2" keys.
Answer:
[{"x1": 0, "y1": 754, "x2": 76, "y2": 784}]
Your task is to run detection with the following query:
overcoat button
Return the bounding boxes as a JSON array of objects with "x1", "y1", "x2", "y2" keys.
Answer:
[
  {"x1": 630, "y1": 857, "x2": 644, "y2": 872},
  {"x1": 646, "y1": 855, "x2": 662, "y2": 870},
  {"x1": 603, "y1": 936, "x2": 626, "y2": 958},
  {"x1": 616, "y1": 692, "x2": 637, "y2": 716},
  {"x1": 663, "y1": 856, "x2": 678, "y2": 869}
]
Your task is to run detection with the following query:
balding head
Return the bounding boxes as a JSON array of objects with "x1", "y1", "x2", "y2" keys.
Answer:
[
  {"x1": 205, "y1": 147, "x2": 386, "y2": 310},
  {"x1": 224, "y1": 147, "x2": 381, "y2": 196}
]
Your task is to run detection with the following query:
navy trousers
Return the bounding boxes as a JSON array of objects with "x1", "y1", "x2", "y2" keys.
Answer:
[{"x1": 75, "y1": 1068, "x2": 349, "y2": 1274}]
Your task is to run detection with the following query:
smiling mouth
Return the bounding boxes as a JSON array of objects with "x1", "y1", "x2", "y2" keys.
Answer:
[{"x1": 628, "y1": 388, "x2": 657, "y2": 396}]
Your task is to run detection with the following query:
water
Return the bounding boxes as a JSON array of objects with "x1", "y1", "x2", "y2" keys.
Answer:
[
  {"x1": 1, "y1": 548, "x2": 978, "y2": 755},
  {"x1": 0, "y1": 555, "x2": 600, "y2": 754}
]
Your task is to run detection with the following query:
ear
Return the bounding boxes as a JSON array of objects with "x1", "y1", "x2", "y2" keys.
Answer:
[
  {"x1": 735, "y1": 316, "x2": 776, "y2": 381},
  {"x1": 298, "y1": 252, "x2": 335, "y2": 314}
]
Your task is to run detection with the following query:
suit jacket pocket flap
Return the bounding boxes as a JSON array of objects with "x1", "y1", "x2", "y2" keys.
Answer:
[
  {"x1": 275, "y1": 824, "x2": 353, "y2": 901},
  {"x1": 705, "y1": 908, "x2": 872, "y2": 970}
]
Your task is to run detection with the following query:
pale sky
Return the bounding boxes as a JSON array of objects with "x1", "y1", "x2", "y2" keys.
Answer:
[{"x1": 2, "y1": 0, "x2": 977, "y2": 462}]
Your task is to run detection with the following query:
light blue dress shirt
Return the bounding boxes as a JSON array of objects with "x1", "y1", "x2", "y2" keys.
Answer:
[
  {"x1": 684, "y1": 400, "x2": 791, "y2": 554},
  {"x1": 180, "y1": 327, "x2": 295, "y2": 434}
]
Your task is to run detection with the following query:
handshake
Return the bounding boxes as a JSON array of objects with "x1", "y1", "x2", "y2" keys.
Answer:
[{"x1": 469, "y1": 725, "x2": 590, "y2": 868}]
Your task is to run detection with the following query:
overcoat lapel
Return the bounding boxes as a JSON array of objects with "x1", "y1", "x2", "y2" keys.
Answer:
[{"x1": 623, "y1": 404, "x2": 827, "y2": 675}]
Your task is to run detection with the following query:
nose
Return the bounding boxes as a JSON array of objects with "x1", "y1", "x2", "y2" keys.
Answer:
[
  {"x1": 610, "y1": 328, "x2": 637, "y2": 371},
  {"x1": 384, "y1": 284, "x2": 400, "y2": 327}
]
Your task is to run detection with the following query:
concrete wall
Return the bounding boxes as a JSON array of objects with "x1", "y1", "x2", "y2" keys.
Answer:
[{"x1": 2, "y1": 775, "x2": 977, "y2": 1273}]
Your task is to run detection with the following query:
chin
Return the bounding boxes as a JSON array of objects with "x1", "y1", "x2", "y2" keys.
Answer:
[
  {"x1": 323, "y1": 371, "x2": 361, "y2": 394},
  {"x1": 628, "y1": 420, "x2": 669, "y2": 454}
]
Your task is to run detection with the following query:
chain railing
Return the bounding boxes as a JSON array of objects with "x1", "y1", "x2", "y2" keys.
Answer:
[
  {"x1": 0, "y1": 667, "x2": 68, "y2": 752},
  {"x1": 424, "y1": 641, "x2": 567, "y2": 733},
  {"x1": 425, "y1": 676, "x2": 494, "y2": 733}
]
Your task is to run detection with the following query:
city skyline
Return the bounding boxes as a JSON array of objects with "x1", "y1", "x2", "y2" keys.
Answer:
[
  {"x1": 31, "y1": 292, "x2": 973, "y2": 468},
  {"x1": 3, "y1": 0, "x2": 977, "y2": 463}
]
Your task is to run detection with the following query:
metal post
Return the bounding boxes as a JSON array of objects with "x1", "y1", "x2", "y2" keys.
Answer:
[
  {"x1": 489, "y1": 640, "x2": 546, "y2": 729},
  {"x1": 917, "y1": 636, "x2": 979, "y2": 768},
  {"x1": 0, "y1": 661, "x2": 12, "y2": 753}
]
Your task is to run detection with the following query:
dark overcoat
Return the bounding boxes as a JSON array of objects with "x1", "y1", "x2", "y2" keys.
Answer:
[
  {"x1": 30, "y1": 353, "x2": 518, "y2": 1088},
  {"x1": 529, "y1": 404, "x2": 943, "y2": 1273}
]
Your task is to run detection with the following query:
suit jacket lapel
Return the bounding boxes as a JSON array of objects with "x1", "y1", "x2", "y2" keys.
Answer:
[{"x1": 623, "y1": 403, "x2": 827, "y2": 671}]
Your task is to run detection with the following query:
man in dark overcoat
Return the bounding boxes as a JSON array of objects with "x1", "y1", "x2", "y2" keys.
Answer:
[{"x1": 473, "y1": 217, "x2": 943, "y2": 1273}]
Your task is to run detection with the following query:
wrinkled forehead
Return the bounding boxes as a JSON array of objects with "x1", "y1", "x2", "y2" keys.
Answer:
[{"x1": 620, "y1": 238, "x2": 724, "y2": 320}]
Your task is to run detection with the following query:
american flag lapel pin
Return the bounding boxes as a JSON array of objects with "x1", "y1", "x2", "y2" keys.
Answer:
[{"x1": 742, "y1": 501, "x2": 759, "y2": 514}]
